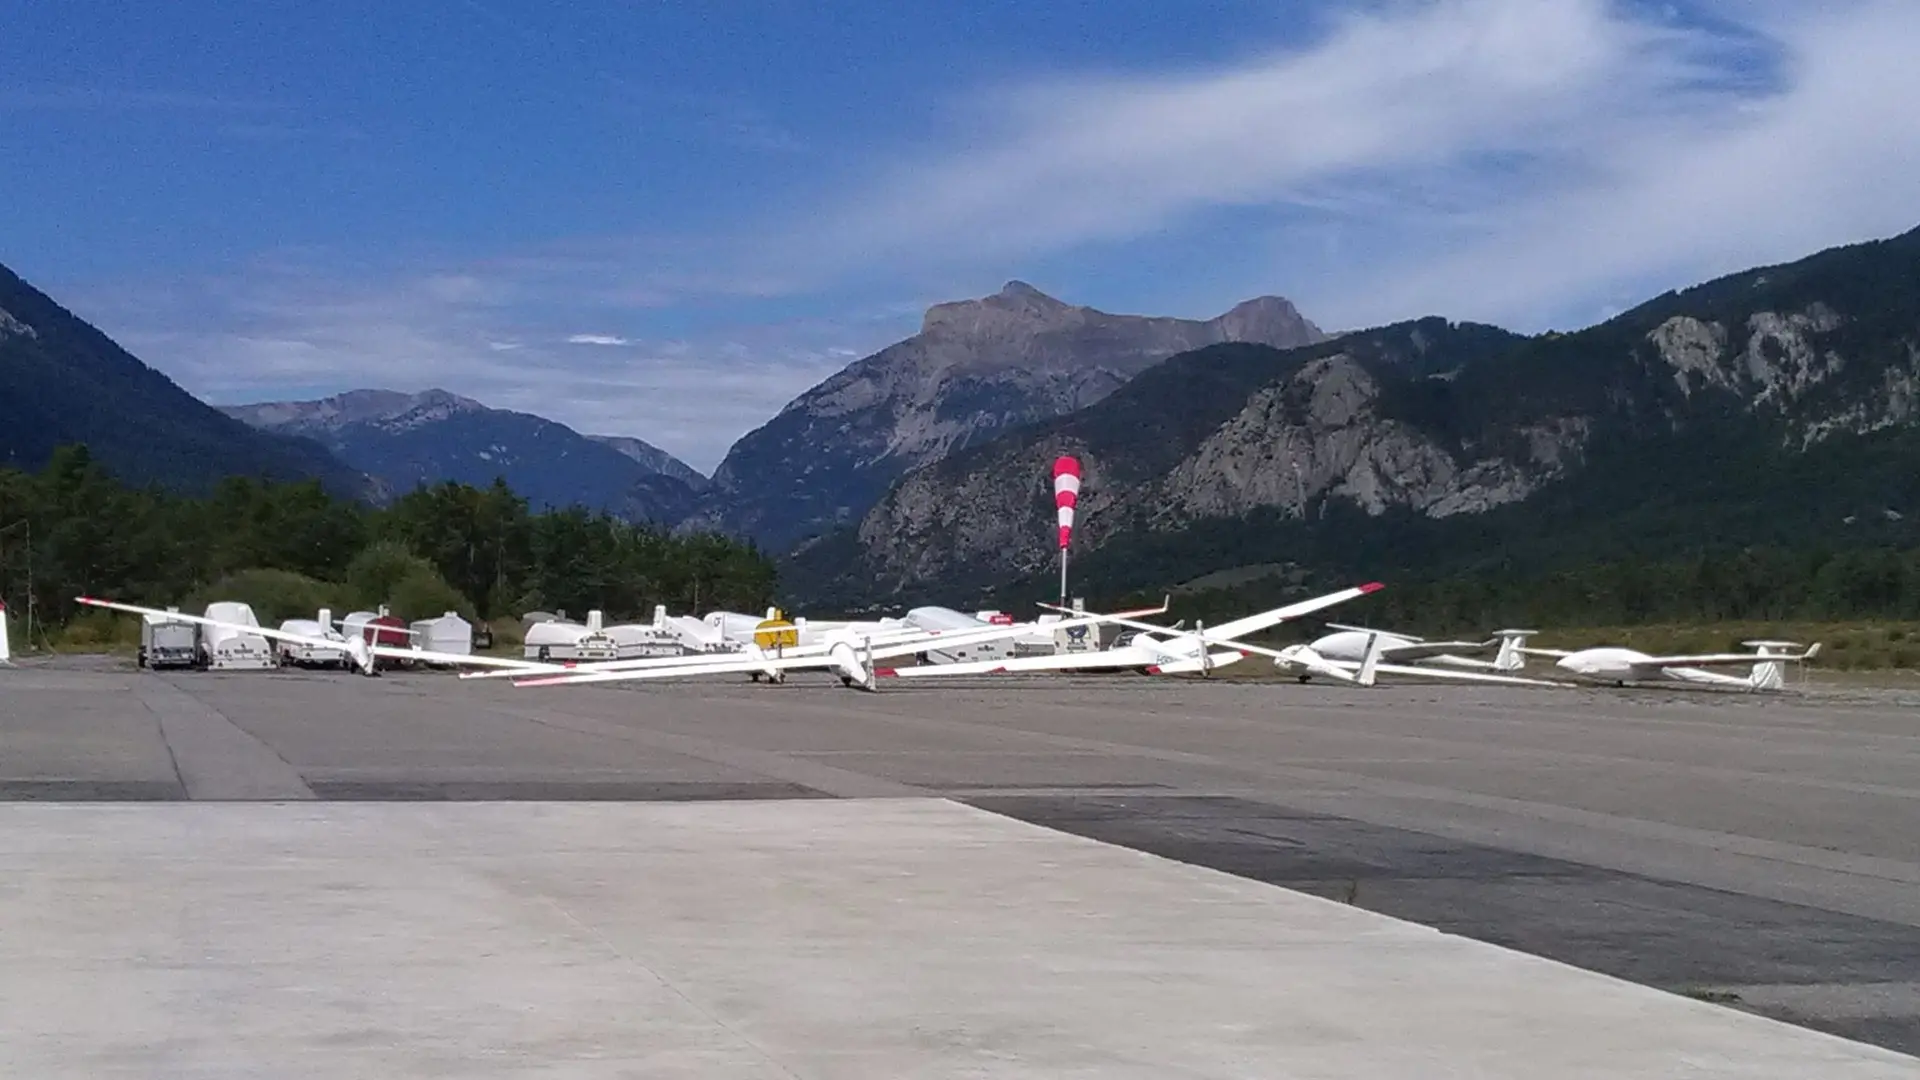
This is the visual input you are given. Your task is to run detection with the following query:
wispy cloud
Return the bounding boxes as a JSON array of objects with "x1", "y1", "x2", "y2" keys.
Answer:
[
  {"x1": 52, "y1": 0, "x2": 1920, "y2": 476},
  {"x1": 768, "y1": 0, "x2": 1920, "y2": 330},
  {"x1": 71, "y1": 259, "x2": 909, "y2": 473}
]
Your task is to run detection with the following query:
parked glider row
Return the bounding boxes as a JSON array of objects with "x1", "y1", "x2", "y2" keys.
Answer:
[{"x1": 72, "y1": 586, "x2": 1821, "y2": 693}]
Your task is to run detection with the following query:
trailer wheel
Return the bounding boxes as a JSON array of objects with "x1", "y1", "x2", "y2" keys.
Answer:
[
  {"x1": 537, "y1": 646, "x2": 551, "y2": 662},
  {"x1": 136, "y1": 648, "x2": 148, "y2": 669}
]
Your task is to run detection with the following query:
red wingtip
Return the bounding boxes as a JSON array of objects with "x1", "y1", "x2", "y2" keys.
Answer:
[
  {"x1": 874, "y1": 668, "x2": 897, "y2": 677},
  {"x1": 1359, "y1": 581, "x2": 1385, "y2": 594},
  {"x1": 1145, "y1": 665, "x2": 1163, "y2": 674}
]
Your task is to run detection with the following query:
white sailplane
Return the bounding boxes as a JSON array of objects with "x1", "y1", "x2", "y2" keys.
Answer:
[
  {"x1": 1272, "y1": 625, "x2": 1550, "y2": 685},
  {"x1": 1269, "y1": 629, "x2": 1570, "y2": 688},
  {"x1": 1520, "y1": 639, "x2": 1822, "y2": 691},
  {"x1": 454, "y1": 620, "x2": 999, "y2": 683},
  {"x1": 867, "y1": 582, "x2": 1387, "y2": 680},
  {"x1": 77, "y1": 594, "x2": 1156, "y2": 692},
  {"x1": 507, "y1": 600, "x2": 1173, "y2": 692}
]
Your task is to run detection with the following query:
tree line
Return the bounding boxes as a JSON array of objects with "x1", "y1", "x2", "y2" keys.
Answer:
[
  {"x1": 0, "y1": 445, "x2": 776, "y2": 643},
  {"x1": 1102, "y1": 545, "x2": 1920, "y2": 640}
]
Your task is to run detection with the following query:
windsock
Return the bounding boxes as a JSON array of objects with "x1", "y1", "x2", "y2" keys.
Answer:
[{"x1": 1052, "y1": 455, "x2": 1081, "y2": 550}]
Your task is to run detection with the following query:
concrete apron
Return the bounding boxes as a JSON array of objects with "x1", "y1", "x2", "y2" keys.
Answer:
[{"x1": 1, "y1": 797, "x2": 1913, "y2": 1079}]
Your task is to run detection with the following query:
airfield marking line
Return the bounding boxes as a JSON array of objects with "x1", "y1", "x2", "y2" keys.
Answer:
[
  {"x1": 133, "y1": 677, "x2": 313, "y2": 801},
  {"x1": 475, "y1": 701, "x2": 929, "y2": 800}
]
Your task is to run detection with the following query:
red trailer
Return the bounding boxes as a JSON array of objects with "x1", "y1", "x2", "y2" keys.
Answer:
[{"x1": 343, "y1": 610, "x2": 413, "y2": 669}]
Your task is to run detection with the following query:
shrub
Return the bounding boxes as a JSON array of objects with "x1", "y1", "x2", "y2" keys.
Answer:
[
  {"x1": 386, "y1": 567, "x2": 476, "y2": 624},
  {"x1": 343, "y1": 541, "x2": 438, "y2": 612},
  {"x1": 183, "y1": 568, "x2": 351, "y2": 626}
]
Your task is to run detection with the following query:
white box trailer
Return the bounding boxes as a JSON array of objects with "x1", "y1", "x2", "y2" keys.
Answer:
[
  {"x1": 407, "y1": 611, "x2": 473, "y2": 662},
  {"x1": 138, "y1": 607, "x2": 199, "y2": 670},
  {"x1": 198, "y1": 601, "x2": 276, "y2": 671}
]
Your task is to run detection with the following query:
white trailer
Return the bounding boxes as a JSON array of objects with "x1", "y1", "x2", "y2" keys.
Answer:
[
  {"x1": 408, "y1": 611, "x2": 473, "y2": 662},
  {"x1": 277, "y1": 608, "x2": 349, "y2": 668},
  {"x1": 139, "y1": 607, "x2": 200, "y2": 669},
  {"x1": 524, "y1": 612, "x2": 602, "y2": 661},
  {"x1": 907, "y1": 606, "x2": 1024, "y2": 664},
  {"x1": 602, "y1": 612, "x2": 686, "y2": 659},
  {"x1": 198, "y1": 601, "x2": 276, "y2": 670}
]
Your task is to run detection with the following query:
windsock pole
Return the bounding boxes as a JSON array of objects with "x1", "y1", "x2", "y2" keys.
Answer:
[{"x1": 1059, "y1": 548, "x2": 1069, "y2": 610}]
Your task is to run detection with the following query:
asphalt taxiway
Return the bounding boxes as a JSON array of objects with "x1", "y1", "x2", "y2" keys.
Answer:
[{"x1": 3, "y1": 657, "x2": 1918, "y2": 1074}]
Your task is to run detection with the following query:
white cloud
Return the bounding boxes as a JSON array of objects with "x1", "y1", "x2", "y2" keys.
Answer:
[
  {"x1": 71, "y1": 263, "x2": 900, "y2": 474},
  {"x1": 781, "y1": 0, "x2": 1920, "y2": 330},
  {"x1": 53, "y1": 0, "x2": 1920, "y2": 479}
]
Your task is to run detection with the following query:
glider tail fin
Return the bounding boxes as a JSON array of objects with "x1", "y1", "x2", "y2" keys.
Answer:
[
  {"x1": 1357, "y1": 632, "x2": 1383, "y2": 687},
  {"x1": 1492, "y1": 629, "x2": 1536, "y2": 672},
  {"x1": 1742, "y1": 640, "x2": 1814, "y2": 691}
]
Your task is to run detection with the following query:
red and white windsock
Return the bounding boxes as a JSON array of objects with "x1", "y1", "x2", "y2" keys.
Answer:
[{"x1": 1052, "y1": 455, "x2": 1081, "y2": 550}]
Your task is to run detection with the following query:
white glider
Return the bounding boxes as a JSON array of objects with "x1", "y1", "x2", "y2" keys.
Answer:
[
  {"x1": 454, "y1": 621, "x2": 962, "y2": 683},
  {"x1": 1520, "y1": 639, "x2": 1822, "y2": 691},
  {"x1": 508, "y1": 600, "x2": 1173, "y2": 692},
  {"x1": 871, "y1": 582, "x2": 1386, "y2": 680},
  {"x1": 1272, "y1": 626, "x2": 1560, "y2": 686},
  {"x1": 1269, "y1": 629, "x2": 1570, "y2": 688}
]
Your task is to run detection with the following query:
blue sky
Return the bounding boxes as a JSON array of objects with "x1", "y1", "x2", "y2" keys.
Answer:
[{"x1": 5, "y1": 0, "x2": 1920, "y2": 472}]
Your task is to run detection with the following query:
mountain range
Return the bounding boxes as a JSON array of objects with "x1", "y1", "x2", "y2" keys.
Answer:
[
  {"x1": 788, "y1": 223, "x2": 1920, "y2": 607},
  {"x1": 687, "y1": 281, "x2": 1324, "y2": 550},
  {"x1": 0, "y1": 262, "x2": 371, "y2": 498},
  {"x1": 219, "y1": 389, "x2": 707, "y2": 524},
  {"x1": 7, "y1": 224, "x2": 1920, "y2": 614}
]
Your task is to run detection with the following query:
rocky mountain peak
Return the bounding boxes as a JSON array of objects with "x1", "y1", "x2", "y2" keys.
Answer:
[
  {"x1": 920, "y1": 280, "x2": 1082, "y2": 339},
  {"x1": 1208, "y1": 296, "x2": 1322, "y2": 347},
  {"x1": 223, "y1": 388, "x2": 487, "y2": 434},
  {"x1": 701, "y1": 281, "x2": 1327, "y2": 551}
]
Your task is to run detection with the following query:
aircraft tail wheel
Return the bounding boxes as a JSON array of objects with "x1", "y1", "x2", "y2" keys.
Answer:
[
  {"x1": 840, "y1": 675, "x2": 853, "y2": 687},
  {"x1": 1298, "y1": 674, "x2": 1311, "y2": 683}
]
